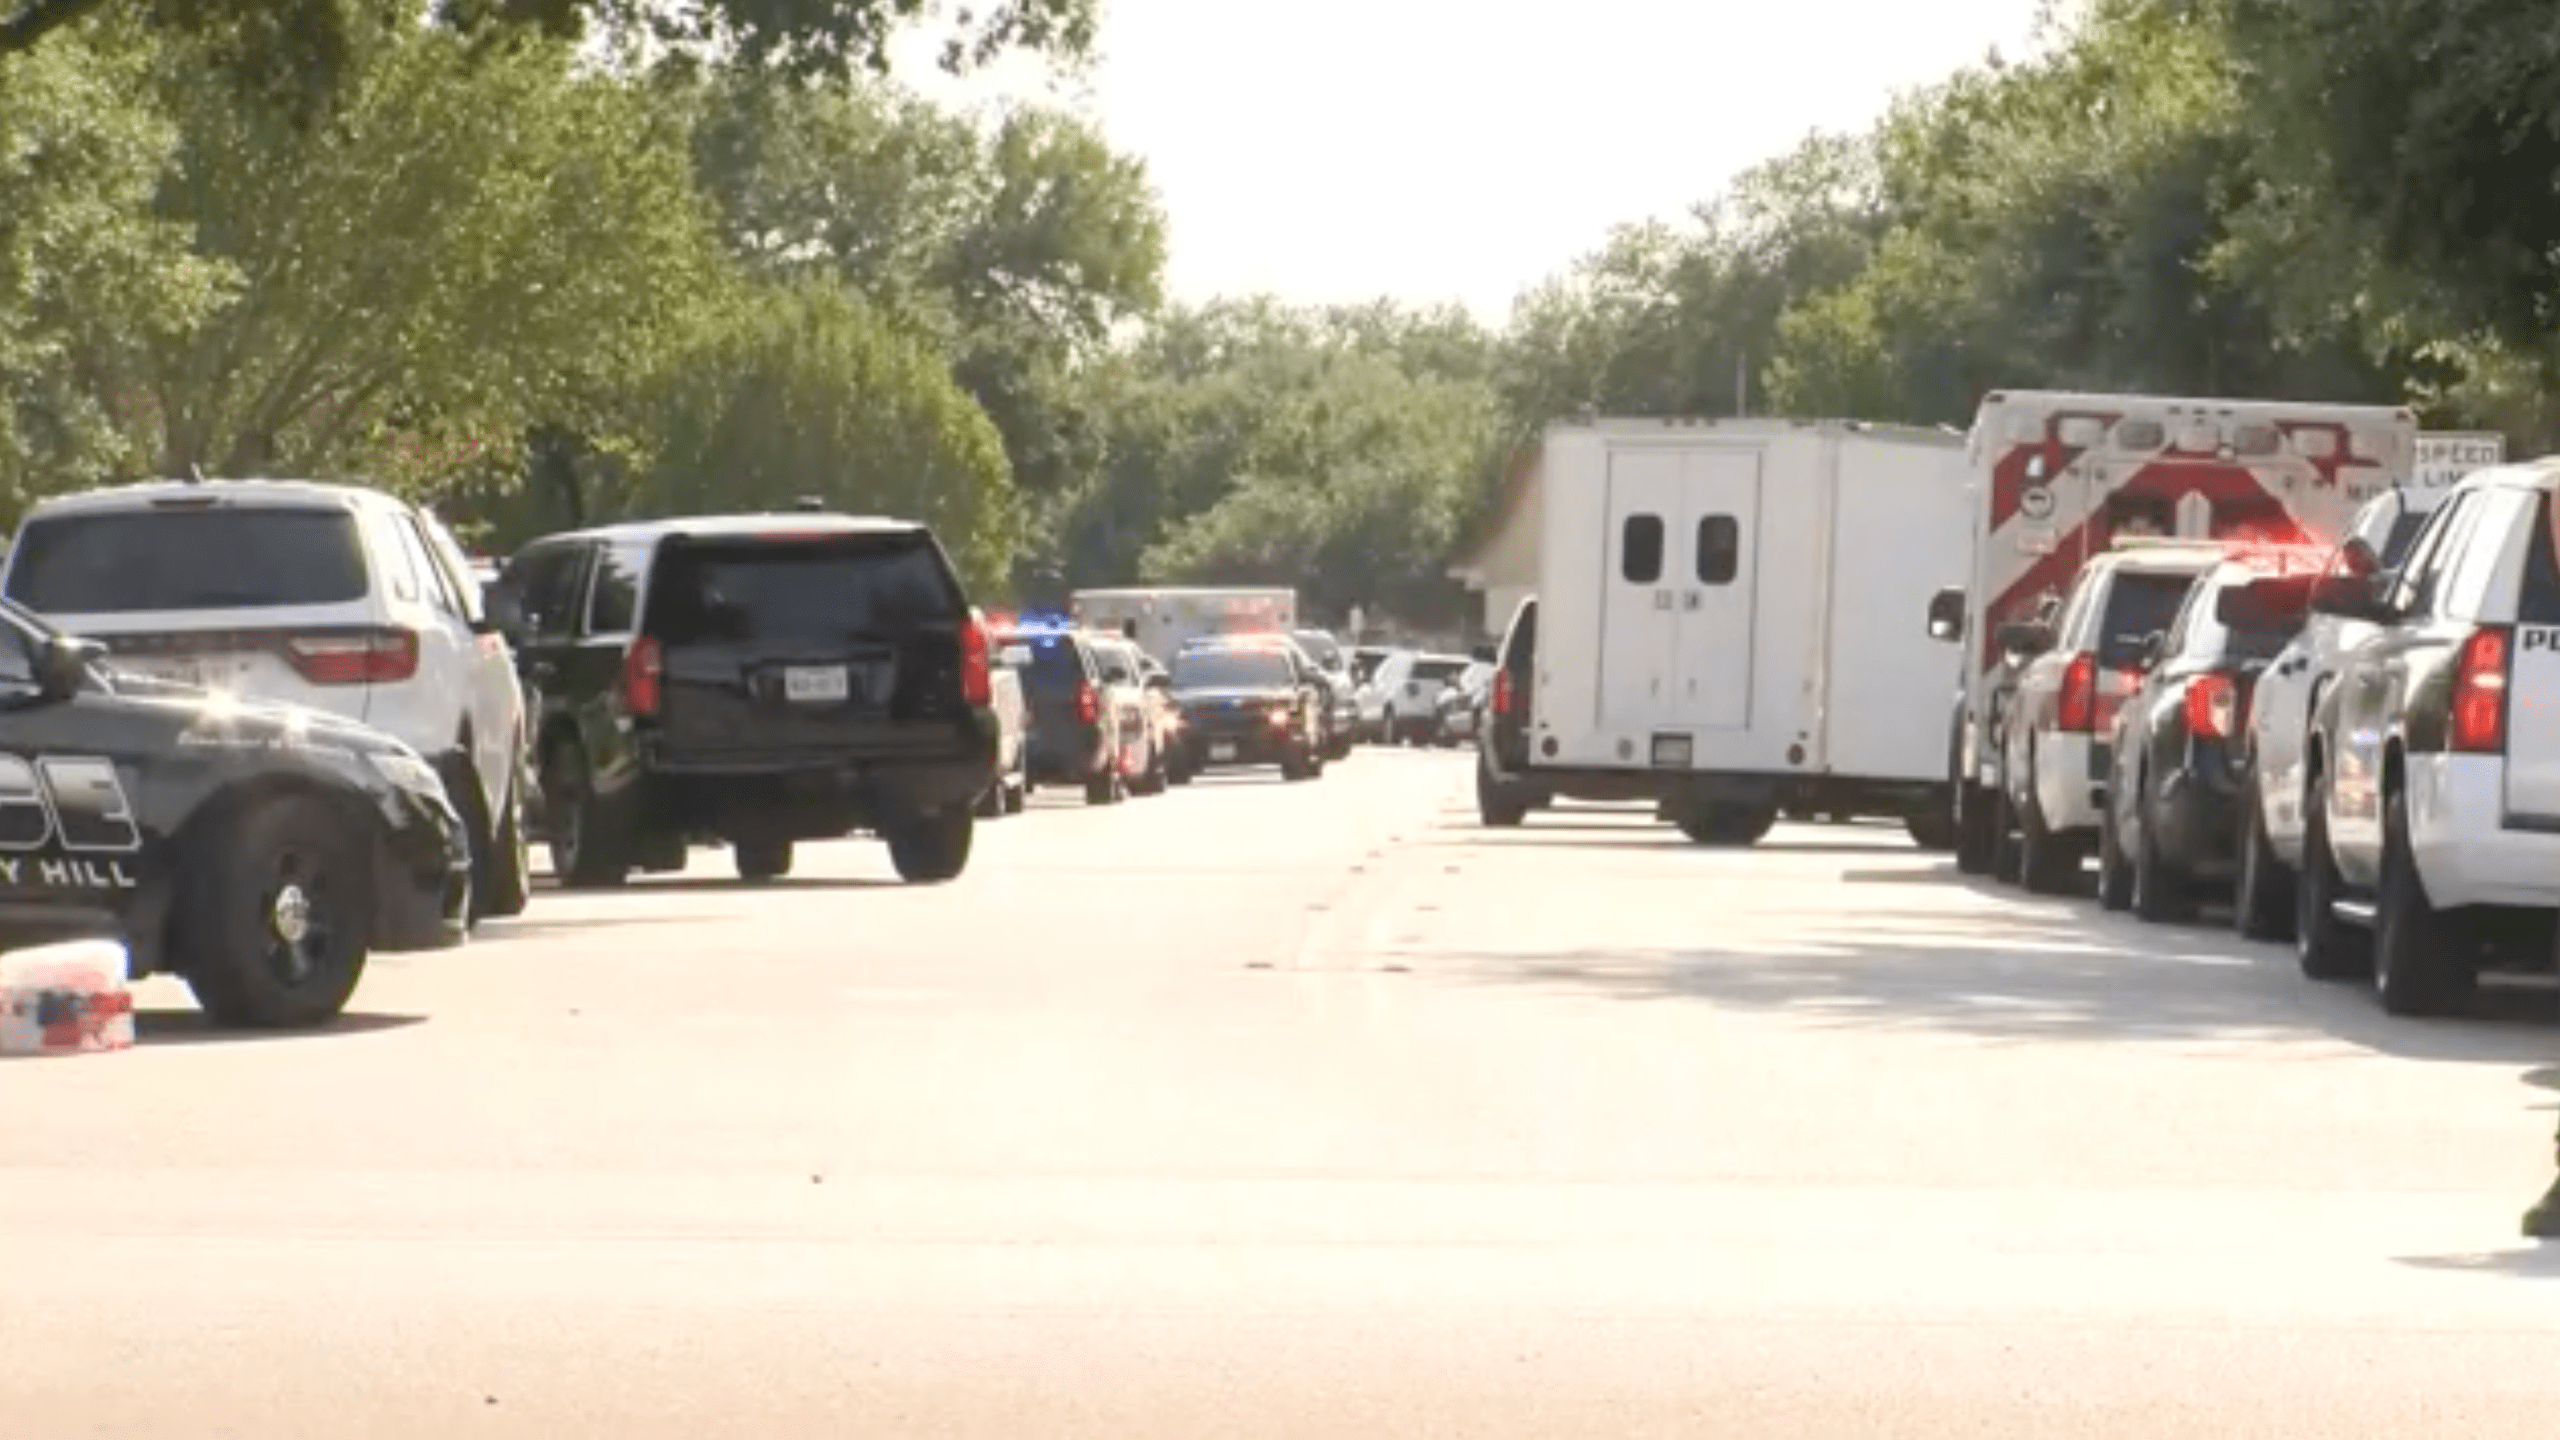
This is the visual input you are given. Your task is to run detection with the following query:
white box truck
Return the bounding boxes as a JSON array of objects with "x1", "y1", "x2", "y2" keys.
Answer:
[
  {"x1": 1522, "y1": 417, "x2": 1976, "y2": 846},
  {"x1": 1069, "y1": 586, "x2": 1297, "y2": 666}
]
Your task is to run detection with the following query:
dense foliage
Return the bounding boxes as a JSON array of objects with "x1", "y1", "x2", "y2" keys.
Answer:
[{"x1": 2, "y1": 0, "x2": 2552, "y2": 629}]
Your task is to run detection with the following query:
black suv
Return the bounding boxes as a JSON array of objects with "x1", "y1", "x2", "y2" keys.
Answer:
[
  {"x1": 491, "y1": 514, "x2": 997, "y2": 886},
  {"x1": 1165, "y1": 637, "x2": 1327, "y2": 781},
  {"x1": 995, "y1": 626, "x2": 1138, "y2": 804}
]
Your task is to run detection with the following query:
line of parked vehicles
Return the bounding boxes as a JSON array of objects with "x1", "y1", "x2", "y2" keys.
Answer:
[
  {"x1": 0, "y1": 474, "x2": 1496, "y2": 1033},
  {"x1": 1468, "y1": 390, "x2": 2550, "y2": 1021}
]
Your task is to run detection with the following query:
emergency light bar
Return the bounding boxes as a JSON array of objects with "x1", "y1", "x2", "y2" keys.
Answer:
[
  {"x1": 2107, "y1": 536, "x2": 2229, "y2": 553},
  {"x1": 991, "y1": 610, "x2": 1078, "y2": 635}
]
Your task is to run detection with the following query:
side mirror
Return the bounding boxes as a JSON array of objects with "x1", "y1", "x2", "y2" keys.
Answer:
[
  {"x1": 2137, "y1": 631, "x2": 2166, "y2": 669},
  {"x1": 998, "y1": 644, "x2": 1033, "y2": 668},
  {"x1": 37, "y1": 635, "x2": 104, "y2": 698},
  {"x1": 1924, "y1": 586, "x2": 1967, "y2": 643},
  {"x1": 1994, "y1": 620, "x2": 2055, "y2": 658},
  {"x1": 2307, "y1": 572, "x2": 2390, "y2": 622}
]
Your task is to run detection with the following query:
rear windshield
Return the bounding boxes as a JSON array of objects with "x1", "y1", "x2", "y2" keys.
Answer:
[
  {"x1": 1001, "y1": 633, "x2": 1088, "y2": 693},
  {"x1": 1172, "y1": 647, "x2": 1292, "y2": 689},
  {"x1": 2095, "y1": 572, "x2": 2200, "y2": 667},
  {"x1": 645, "y1": 533, "x2": 959, "y2": 644},
  {"x1": 1292, "y1": 631, "x2": 1345, "y2": 668},
  {"x1": 6, "y1": 506, "x2": 368, "y2": 613},
  {"x1": 2189, "y1": 577, "x2": 2306, "y2": 662},
  {"x1": 1412, "y1": 658, "x2": 1467, "y2": 683}
]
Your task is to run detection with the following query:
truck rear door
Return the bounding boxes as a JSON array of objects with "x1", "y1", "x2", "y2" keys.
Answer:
[
  {"x1": 643, "y1": 529, "x2": 973, "y2": 757},
  {"x1": 1672, "y1": 446, "x2": 1761, "y2": 730},
  {"x1": 2500, "y1": 491, "x2": 2560, "y2": 825}
]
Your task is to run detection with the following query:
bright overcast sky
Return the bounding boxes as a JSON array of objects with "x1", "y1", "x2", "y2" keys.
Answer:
[{"x1": 900, "y1": 0, "x2": 2049, "y2": 324}]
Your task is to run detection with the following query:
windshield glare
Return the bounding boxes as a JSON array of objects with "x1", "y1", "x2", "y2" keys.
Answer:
[{"x1": 1173, "y1": 648, "x2": 1291, "y2": 689}]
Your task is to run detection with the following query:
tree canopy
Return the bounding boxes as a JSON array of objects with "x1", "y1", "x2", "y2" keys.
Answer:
[{"x1": 1, "y1": 0, "x2": 2553, "y2": 633}]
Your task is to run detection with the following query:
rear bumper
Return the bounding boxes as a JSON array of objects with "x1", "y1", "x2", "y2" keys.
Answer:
[
  {"x1": 1025, "y1": 726, "x2": 1109, "y2": 782},
  {"x1": 1176, "y1": 725, "x2": 1300, "y2": 768},
  {"x1": 372, "y1": 792, "x2": 472, "y2": 952},
  {"x1": 638, "y1": 729, "x2": 998, "y2": 836},
  {"x1": 2409, "y1": 754, "x2": 2560, "y2": 910}
]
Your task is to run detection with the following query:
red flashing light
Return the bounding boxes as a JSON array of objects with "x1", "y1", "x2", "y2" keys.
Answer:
[
  {"x1": 2450, "y1": 626, "x2": 2510, "y2": 753},
  {"x1": 1074, "y1": 678, "x2": 1098, "y2": 725},
  {"x1": 622, "y1": 637, "x2": 662, "y2": 716}
]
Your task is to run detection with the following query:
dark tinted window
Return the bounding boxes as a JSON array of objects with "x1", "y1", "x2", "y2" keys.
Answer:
[
  {"x1": 1412, "y1": 657, "x2": 1467, "y2": 683},
  {"x1": 646, "y1": 533, "x2": 960, "y2": 644},
  {"x1": 2519, "y1": 493, "x2": 2560, "y2": 626},
  {"x1": 1171, "y1": 646, "x2": 1292, "y2": 689},
  {"x1": 506, "y1": 544, "x2": 590, "y2": 639},
  {"x1": 2185, "y1": 577, "x2": 2304, "y2": 663},
  {"x1": 1351, "y1": 649, "x2": 1390, "y2": 683},
  {"x1": 2379, "y1": 511, "x2": 2433, "y2": 570},
  {"x1": 1621, "y1": 515, "x2": 1663, "y2": 583},
  {"x1": 1501, "y1": 599, "x2": 1537, "y2": 669},
  {"x1": 2095, "y1": 571, "x2": 2201, "y2": 668},
  {"x1": 1000, "y1": 633, "x2": 1089, "y2": 694},
  {"x1": 8, "y1": 507, "x2": 368, "y2": 613},
  {"x1": 1696, "y1": 515, "x2": 1739, "y2": 584},
  {"x1": 587, "y1": 541, "x2": 646, "y2": 633}
]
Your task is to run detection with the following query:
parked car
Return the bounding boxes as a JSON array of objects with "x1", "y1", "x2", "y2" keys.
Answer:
[
  {"x1": 0, "y1": 478, "x2": 532, "y2": 921},
  {"x1": 1290, "y1": 628, "x2": 1361, "y2": 760},
  {"x1": 1435, "y1": 660, "x2": 1493, "y2": 746},
  {"x1": 2097, "y1": 557, "x2": 2317, "y2": 920},
  {"x1": 1372, "y1": 650, "x2": 1468, "y2": 745},
  {"x1": 490, "y1": 512, "x2": 996, "y2": 886}
]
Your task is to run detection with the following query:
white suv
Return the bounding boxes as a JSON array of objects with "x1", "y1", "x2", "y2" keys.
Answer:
[{"x1": 0, "y1": 479, "x2": 531, "y2": 920}]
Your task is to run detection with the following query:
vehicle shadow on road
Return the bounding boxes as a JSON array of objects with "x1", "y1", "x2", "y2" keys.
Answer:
[
  {"x1": 133, "y1": 1010, "x2": 427, "y2": 1046},
  {"x1": 531, "y1": 875, "x2": 900, "y2": 894},
  {"x1": 2392, "y1": 1245, "x2": 2560, "y2": 1280},
  {"x1": 1436, "y1": 905, "x2": 2557, "y2": 1066}
]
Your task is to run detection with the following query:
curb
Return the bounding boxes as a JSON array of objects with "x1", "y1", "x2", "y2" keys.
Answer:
[{"x1": 0, "y1": 939, "x2": 135, "y2": 1057}]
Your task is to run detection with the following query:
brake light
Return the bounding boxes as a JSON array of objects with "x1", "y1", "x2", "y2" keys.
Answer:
[
  {"x1": 960, "y1": 612, "x2": 993, "y2": 708},
  {"x1": 284, "y1": 628, "x2": 418, "y2": 685},
  {"x1": 1492, "y1": 670, "x2": 1515, "y2": 716},
  {"x1": 2184, "y1": 673, "x2": 2238, "y2": 740},
  {"x1": 1075, "y1": 679, "x2": 1098, "y2": 725},
  {"x1": 622, "y1": 637, "x2": 662, "y2": 717},
  {"x1": 2450, "y1": 625, "x2": 2510, "y2": 753},
  {"x1": 2057, "y1": 652, "x2": 2097, "y2": 732}
]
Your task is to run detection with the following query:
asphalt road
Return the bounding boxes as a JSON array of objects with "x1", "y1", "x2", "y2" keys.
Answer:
[{"x1": 5, "y1": 749, "x2": 2557, "y2": 1437}]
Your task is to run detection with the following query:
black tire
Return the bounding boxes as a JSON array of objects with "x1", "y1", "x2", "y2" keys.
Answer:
[
  {"x1": 1280, "y1": 746, "x2": 1319, "y2": 781},
  {"x1": 734, "y1": 838, "x2": 793, "y2": 882},
  {"x1": 886, "y1": 808, "x2": 972, "y2": 883},
  {"x1": 2374, "y1": 784, "x2": 2472, "y2": 1016},
  {"x1": 1676, "y1": 803, "x2": 1775, "y2": 847},
  {"x1": 2015, "y1": 783, "x2": 2079, "y2": 895},
  {"x1": 974, "y1": 780, "x2": 1007, "y2": 818},
  {"x1": 1953, "y1": 781, "x2": 1998, "y2": 875},
  {"x1": 452, "y1": 757, "x2": 531, "y2": 922},
  {"x1": 178, "y1": 794, "x2": 372, "y2": 1030},
  {"x1": 543, "y1": 741, "x2": 629, "y2": 888},
  {"x1": 2095, "y1": 791, "x2": 2133, "y2": 912},
  {"x1": 1990, "y1": 778, "x2": 2023, "y2": 883},
  {"x1": 1477, "y1": 753, "x2": 1529, "y2": 828},
  {"x1": 1084, "y1": 766, "x2": 1124, "y2": 805},
  {"x1": 2294, "y1": 765, "x2": 2368, "y2": 981},
  {"x1": 2129, "y1": 768, "x2": 2192, "y2": 923},
  {"x1": 1904, "y1": 802, "x2": 1956, "y2": 852},
  {"x1": 1002, "y1": 770, "x2": 1027, "y2": 814},
  {"x1": 2233, "y1": 768, "x2": 2294, "y2": 942}
]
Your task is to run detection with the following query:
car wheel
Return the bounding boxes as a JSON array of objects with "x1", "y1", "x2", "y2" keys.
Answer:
[
  {"x1": 1903, "y1": 805, "x2": 1956, "y2": 852},
  {"x1": 2129, "y1": 768, "x2": 2192, "y2": 923},
  {"x1": 2374, "y1": 783, "x2": 2471, "y2": 1016},
  {"x1": 2233, "y1": 767, "x2": 2295, "y2": 942},
  {"x1": 1953, "y1": 781, "x2": 1998, "y2": 875},
  {"x1": 734, "y1": 838, "x2": 793, "y2": 882},
  {"x1": 543, "y1": 741, "x2": 629, "y2": 888},
  {"x1": 2094, "y1": 788, "x2": 2133, "y2": 911},
  {"x1": 177, "y1": 795, "x2": 371, "y2": 1030},
  {"x1": 479, "y1": 764, "x2": 532, "y2": 918},
  {"x1": 886, "y1": 807, "x2": 973, "y2": 883},
  {"x1": 2293, "y1": 766, "x2": 2369, "y2": 981},
  {"x1": 2015, "y1": 774, "x2": 2078, "y2": 895},
  {"x1": 1476, "y1": 752, "x2": 1529, "y2": 828}
]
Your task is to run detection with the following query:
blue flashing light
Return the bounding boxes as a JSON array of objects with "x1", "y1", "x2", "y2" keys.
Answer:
[{"x1": 998, "y1": 609, "x2": 1079, "y2": 636}]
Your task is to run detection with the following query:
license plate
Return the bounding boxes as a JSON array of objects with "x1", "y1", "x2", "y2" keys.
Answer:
[
  {"x1": 783, "y1": 666, "x2": 849, "y2": 703},
  {"x1": 1650, "y1": 733, "x2": 1693, "y2": 768},
  {"x1": 1208, "y1": 741, "x2": 1237, "y2": 762}
]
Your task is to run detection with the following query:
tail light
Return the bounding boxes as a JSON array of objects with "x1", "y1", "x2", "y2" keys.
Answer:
[
  {"x1": 2450, "y1": 625, "x2": 2511, "y2": 753},
  {"x1": 1492, "y1": 670, "x2": 1515, "y2": 715},
  {"x1": 2184, "y1": 672, "x2": 2239, "y2": 740},
  {"x1": 960, "y1": 612, "x2": 993, "y2": 708},
  {"x1": 284, "y1": 627, "x2": 418, "y2": 685},
  {"x1": 2056, "y1": 652, "x2": 2097, "y2": 732},
  {"x1": 1074, "y1": 679, "x2": 1098, "y2": 725},
  {"x1": 621, "y1": 637, "x2": 662, "y2": 717}
]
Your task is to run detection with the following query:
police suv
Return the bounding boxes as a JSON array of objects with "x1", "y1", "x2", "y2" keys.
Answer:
[
  {"x1": 0, "y1": 598, "x2": 470, "y2": 1028},
  {"x1": 2288, "y1": 459, "x2": 2560, "y2": 1014}
]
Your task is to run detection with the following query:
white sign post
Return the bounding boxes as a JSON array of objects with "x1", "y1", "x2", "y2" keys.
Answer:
[{"x1": 2415, "y1": 432, "x2": 2505, "y2": 490}]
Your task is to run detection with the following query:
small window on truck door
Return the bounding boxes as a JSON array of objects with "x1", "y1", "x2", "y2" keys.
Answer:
[
  {"x1": 1695, "y1": 515, "x2": 1738, "y2": 584},
  {"x1": 1620, "y1": 515, "x2": 1663, "y2": 584}
]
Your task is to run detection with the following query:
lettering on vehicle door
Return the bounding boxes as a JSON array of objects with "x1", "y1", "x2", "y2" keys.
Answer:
[{"x1": 0, "y1": 754, "x2": 143, "y2": 890}]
